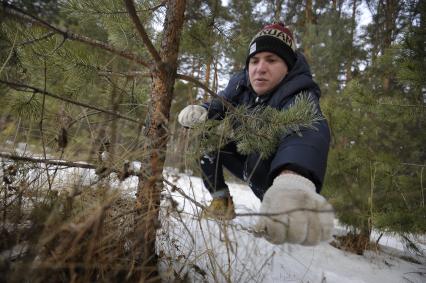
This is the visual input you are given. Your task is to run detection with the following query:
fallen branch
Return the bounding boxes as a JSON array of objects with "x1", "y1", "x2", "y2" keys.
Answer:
[{"x1": 0, "y1": 152, "x2": 96, "y2": 169}]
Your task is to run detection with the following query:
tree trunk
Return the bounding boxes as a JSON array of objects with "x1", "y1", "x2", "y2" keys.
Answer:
[
  {"x1": 304, "y1": 0, "x2": 314, "y2": 62},
  {"x1": 305, "y1": 0, "x2": 313, "y2": 22},
  {"x1": 196, "y1": 57, "x2": 202, "y2": 97},
  {"x1": 381, "y1": 0, "x2": 399, "y2": 92},
  {"x1": 204, "y1": 56, "x2": 212, "y2": 99},
  {"x1": 134, "y1": 0, "x2": 186, "y2": 281},
  {"x1": 204, "y1": 0, "x2": 219, "y2": 99},
  {"x1": 213, "y1": 59, "x2": 218, "y2": 93},
  {"x1": 274, "y1": 0, "x2": 284, "y2": 21},
  {"x1": 345, "y1": 0, "x2": 358, "y2": 82}
]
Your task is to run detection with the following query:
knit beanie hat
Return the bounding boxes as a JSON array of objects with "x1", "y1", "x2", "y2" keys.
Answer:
[{"x1": 246, "y1": 22, "x2": 297, "y2": 70}]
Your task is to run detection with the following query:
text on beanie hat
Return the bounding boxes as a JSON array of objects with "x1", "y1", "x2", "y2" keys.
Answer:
[{"x1": 247, "y1": 22, "x2": 297, "y2": 70}]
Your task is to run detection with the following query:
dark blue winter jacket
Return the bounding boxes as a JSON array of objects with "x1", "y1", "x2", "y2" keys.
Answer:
[{"x1": 205, "y1": 52, "x2": 330, "y2": 193}]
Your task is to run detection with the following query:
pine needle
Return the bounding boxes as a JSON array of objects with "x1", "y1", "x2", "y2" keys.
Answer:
[{"x1": 195, "y1": 92, "x2": 323, "y2": 159}]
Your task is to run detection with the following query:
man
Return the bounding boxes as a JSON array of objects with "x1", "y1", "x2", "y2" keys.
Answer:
[{"x1": 178, "y1": 22, "x2": 334, "y2": 246}]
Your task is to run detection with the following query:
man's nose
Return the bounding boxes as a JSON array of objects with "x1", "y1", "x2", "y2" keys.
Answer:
[{"x1": 256, "y1": 60, "x2": 267, "y2": 73}]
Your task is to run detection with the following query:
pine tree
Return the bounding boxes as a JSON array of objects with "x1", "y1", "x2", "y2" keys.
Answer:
[
  {"x1": 225, "y1": 0, "x2": 261, "y2": 71},
  {"x1": 322, "y1": 0, "x2": 425, "y2": 243},
  {"x1": 1, "y1": 0, "x2": 186, "y2": 280}
]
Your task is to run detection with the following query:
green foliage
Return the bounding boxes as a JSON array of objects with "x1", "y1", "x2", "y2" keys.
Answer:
[
  {"x1": 323, "y1": 74, "x2": 425, "y2": 236},
  {"x1": 225, "y1": 0, "x2": 262, "y2": 71},
  {"x1": 8, "y1": 92, "x2": 41, "y2": 119},
  {"x1": 193, "y1": 93, "x2": 323, "y2": 159},
  {"x1": 0, "y1": 1, "x2": 151, "y2": 158},
  {"x1": 318, "y1": 1, "x2": 425, "y2": 238},
  {"x1": 5, "y1": 0, "x2": 62, "y2": 23},
  {"x1": 303, "y1": 9, "x2": 365, "y2": 95}
]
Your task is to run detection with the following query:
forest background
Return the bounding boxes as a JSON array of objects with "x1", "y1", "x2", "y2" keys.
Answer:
[{"x1": 0, "y1": 0, "x2": 425, "y2": 282}]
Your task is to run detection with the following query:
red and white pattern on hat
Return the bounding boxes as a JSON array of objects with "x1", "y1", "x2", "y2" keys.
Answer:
[{"x1": 250, "y1": 22, "x2": 297, "y2": 52}]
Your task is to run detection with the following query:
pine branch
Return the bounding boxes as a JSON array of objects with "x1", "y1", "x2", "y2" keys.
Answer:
[
  {"x1": 2, "y1": 3, "x2": 150, "y2": 67},
  {"x1": 66, "y1": 0, "x2": 166, "y2": 15},
  {"x1": 3, "y1": 3, "x2": 228, "y2": 108},
  {"x1": 230, "y1": 94, "x2": 323, "y2": 158},
  {"x1": 123, "y1": 0, "x2": 162, "y2": 66},
  {"x1": 0, "y1": 79, "x2": 139, "y2": 123},
  {"x1": 195, "y1": 93, "x2": 323, "y2": 159}
]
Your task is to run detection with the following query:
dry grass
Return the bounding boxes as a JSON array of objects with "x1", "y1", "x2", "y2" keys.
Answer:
[
  {"x1": 0, "y1": 159, "x2": 274, "y2": 283},
  {"x1": 330, "y1": 233, "x2": 379, "y2": 255},
  {"x1": 0, "y1": 160, "x2": 161, "y2": 283}
]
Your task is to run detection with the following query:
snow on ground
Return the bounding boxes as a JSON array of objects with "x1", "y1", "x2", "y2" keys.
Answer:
[
  {"x1": 153, "y1": 169, "x2": 425, "y2": 283},
  {"x1": 1, "y1": 155, "x2": 424, "y2": 282}
]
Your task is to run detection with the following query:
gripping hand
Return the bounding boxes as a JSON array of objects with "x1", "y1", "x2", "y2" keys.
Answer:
[
  {"x1": 178, "y1": 105, "x2": 208, "y2": 128},
  {"x1": 256, "y1": 174, "x2": 334, "y2": 245}
]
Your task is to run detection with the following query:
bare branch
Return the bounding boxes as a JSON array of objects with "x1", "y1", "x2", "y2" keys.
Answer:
[
  {"x1": 0, "y1": 79, "x2": 139, "y2": 123},
  {"x1": 176, "y1": 73, "x2": 236, "y2": 111},
  {"x1": 0, "y1": 152, "x2": 96, "y2": 169},
  {"x1": 18, "y1": 31, "x2": 56, "y2": 46},
  {"x1": 98, "y1": 70, "x2": 151, "y2": 78},
  {"x1": 235, "y1": 208, "x2": 335, "y2": 218},
  {"x1": 76, "y1": 1, "x2": 166, "y2": 15},
  {"x1": 176, "y1": 73, "x2": 217, "y2": 97},
  {"x1": 162, "y1": 178, "x2": 205, "y2": 209},
  {"x1": 147, "y1": 0, "x2": 167, "y2": 12},
  {"x1": 123, "y1": 0, "x2": 163, "y2": 66},
  {"x1": 2, "y1": 3, "x2": 150, "y2": 67},
  {"x1": 0, "y1": 152, "x2": 140, "y2": 183},
  {"x1": 96, "y1": 71, "x2": 220, "y2": 100}
]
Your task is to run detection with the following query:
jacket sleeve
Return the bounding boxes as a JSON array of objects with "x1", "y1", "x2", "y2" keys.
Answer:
[
  {"x1": 268, "y1": 94, "x2": 330, "y2": 192},
  {"x1": 202, "y1": 71, "x2": 246, "y2": 120}
]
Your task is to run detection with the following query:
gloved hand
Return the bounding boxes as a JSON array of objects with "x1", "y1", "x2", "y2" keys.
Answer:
[
  {"x1": 256, "y1": 173, "x2": 334, "y2": 245},
  {"x1": 178, "y1": 105, "x2": 208, "y2": 128}
]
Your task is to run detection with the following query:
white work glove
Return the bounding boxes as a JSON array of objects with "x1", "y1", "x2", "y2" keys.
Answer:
[
  {"x1": 256, "y1": 174, "x2": 334, "y2": 245},
  {"x1": 178, "y1": 105, "x2": 208, "y2": 128}
]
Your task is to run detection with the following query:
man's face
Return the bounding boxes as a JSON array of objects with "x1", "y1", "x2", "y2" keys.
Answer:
[{"x1": 248, "y1": 52, "x2": 289, "y2": 96}]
